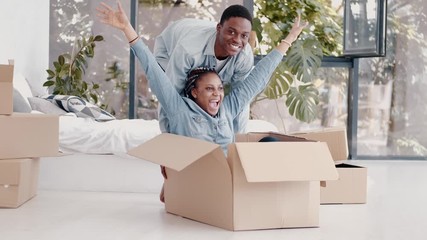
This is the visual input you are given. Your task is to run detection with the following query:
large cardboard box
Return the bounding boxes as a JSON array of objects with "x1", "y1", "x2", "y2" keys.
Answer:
[
  {"x1": 0, "y1": 158, "x2": 40, "y2": 208},
  {"x1": 0, "y1": 113, "x2": 59, "y2": 159},
  {"x1": 128, "y1": 133, "x2": 338, "y2": 231},
  {"x1": 0, "y1": 62, "x2": 14, "y2": 115},
  {"x1": 292, "y1": 128, "x2": 367, "y2": 204}
]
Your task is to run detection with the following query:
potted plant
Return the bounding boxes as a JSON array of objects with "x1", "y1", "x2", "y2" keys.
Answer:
[
  {"x1": 44, "y1": 34, "x2": 104, "y2": 105},
  {"x1": 252, "y1": 0, "x2": 343, "y2": 123}
]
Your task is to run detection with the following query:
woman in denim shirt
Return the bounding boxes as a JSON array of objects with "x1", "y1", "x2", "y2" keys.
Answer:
[{"x1": 97, "y1": 1, "x2": 307, "y2": 155}]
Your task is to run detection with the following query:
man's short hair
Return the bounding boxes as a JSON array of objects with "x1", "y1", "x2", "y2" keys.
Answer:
[{"x1": 220, "y1": 4, "x2": 252, "y2": 25}]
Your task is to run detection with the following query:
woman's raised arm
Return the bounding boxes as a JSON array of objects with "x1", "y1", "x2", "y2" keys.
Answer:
[{"x1": 96, "y1": 1, "x2": 139, "y2": 45}]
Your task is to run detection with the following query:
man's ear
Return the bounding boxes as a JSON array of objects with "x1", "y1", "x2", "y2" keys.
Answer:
[{"x1": 216, "y1": 23, "x2": 221, "y2": 32}]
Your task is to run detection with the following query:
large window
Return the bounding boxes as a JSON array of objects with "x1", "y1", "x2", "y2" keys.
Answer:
[
  {"x1": 49, "y1": 0, "x2": 427, "y2": 159},
  {"x1": 356, "y1": 0, "x2": 427, "y2": 159}
]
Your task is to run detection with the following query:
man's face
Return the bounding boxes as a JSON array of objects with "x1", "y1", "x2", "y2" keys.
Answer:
[
  {"x1": 215, "y1": 17, "x2": 252, "y2": 58},
  {"x1": 191, "y1": 72, "x2": 224, "y2": 116}
]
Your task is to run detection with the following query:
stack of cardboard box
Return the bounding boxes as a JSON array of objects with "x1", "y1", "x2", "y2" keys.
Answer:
[
  {"x1": 0, "y1": 61, "x2": 59, "y2": 208},
  {"x1": 292, "y1": 128, "x2": 368, "y2": 204}
]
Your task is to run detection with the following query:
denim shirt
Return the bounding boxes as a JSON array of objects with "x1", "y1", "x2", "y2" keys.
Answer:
[
  {"x1": 131, "y1": 40, "x2": 283, "y2": 154},
  {"x1": 153, "y1": 18, "x2": 254, "y2": 133},
  {"x1": 153, "y1": 18, "x2": 254, "y2": 92}
]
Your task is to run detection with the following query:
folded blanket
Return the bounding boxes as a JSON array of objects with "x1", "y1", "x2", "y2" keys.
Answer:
[{"x1": 43, "y1": 94, "x2": 115, "y2": 121}]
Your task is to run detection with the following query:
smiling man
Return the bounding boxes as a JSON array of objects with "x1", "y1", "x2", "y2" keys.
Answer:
[{"x1": 154, "y1": 4, "x2": 254, "y2": 134}]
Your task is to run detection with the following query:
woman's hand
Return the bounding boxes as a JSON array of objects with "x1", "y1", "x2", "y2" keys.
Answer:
[
  {"x1": 96, "y1": 1, "x2": 130, "y2": 30},
  {"x1": 96, "y1": 1, "x2": 139, "y2": 44}
]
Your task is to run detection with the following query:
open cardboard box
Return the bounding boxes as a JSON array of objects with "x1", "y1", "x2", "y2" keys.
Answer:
[
  {"x1": 291, "y1": 128, "x2": 368, "y2": 204},
  {"x1": 0, "y1": 60, "x2": 14, "y2": 115},
  {"x1": 128, "y1": 132, "x2": 338, "y2": 231},
  {"x1": 0, "y1": 158, "x2": 40, "y2": 208},
  {"x1": 0, "y1": 113, "x2": 59, "y2": 159}
]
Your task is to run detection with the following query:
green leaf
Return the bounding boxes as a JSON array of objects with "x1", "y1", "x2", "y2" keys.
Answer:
[
  {"x1": 62, "y1": 63, "x2": 70, "y2": 71},
  {"x1": 263, "y1": 62, "x2": 293, "y2": 99},
  {"x1": 82, "y1": 81, "x2": 88, "y2": 91},
  {"x1": 285, "y1": 38, "x2": 323, "y2": 83},
  {"x1": 58, "y1": 55, "x2": 65, "y2": 65},
  {"x1": 46, "y1": 69, "x2": 55, "y2": 78},
  {"x1": 43, "y1": 80, "x2": 55, "y2": 87},
  {"x1": 252, "y1": 18, "x2": 263, "y2": 43},
  {"x1": 53, "y1": 61, "x2": 61, "y2": 71},
  {"x1": 285, "y1": 84, "x2": 319, "y2": 123},
  {"x1": 90, "y1": 93, "x2": 98, "y2": 104},
  {"x1": 58, "y1": 68, "x2": 68, "y2": 78},
  {"x1": 94, "y1": 35, "x2": 104, "y2": 41},
  {"x1": 75, "y1": 68, "x2": 82, "y2": 80}
]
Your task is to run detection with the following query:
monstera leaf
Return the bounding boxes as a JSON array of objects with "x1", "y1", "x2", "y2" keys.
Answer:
[
  {"x1": 286, "y1": 84, "x2": 319, "y2": 123},
  {"x1": 261, "y1": 38, "x2": 322, "y2": 122},
  {"x1": 263, "y1": 61, "x2": 293, "y2": 99},
  {"x1": 285, "y1": 38, "x2": 323, "y2": 83}
]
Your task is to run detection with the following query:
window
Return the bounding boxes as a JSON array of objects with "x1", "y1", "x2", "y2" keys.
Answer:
[{"x1": 344, "y1": 0, "x2": 387, "y2": 57}]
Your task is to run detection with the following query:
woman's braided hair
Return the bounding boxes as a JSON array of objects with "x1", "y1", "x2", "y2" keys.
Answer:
[{"x1": 183, "y1": 67, "x2": 219, "y2": 99}]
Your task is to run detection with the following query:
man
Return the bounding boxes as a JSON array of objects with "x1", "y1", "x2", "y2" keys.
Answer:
[{"x1": 154, "y1": 4, "x2": 254, "y2": 134}]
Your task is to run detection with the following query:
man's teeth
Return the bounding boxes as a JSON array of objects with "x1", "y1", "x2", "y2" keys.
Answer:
[{"x1": 230, "y1": 44, "x2": 240, "y2": 49}]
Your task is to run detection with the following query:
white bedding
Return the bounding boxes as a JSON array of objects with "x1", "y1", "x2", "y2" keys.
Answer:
[
  {"x1": 59, "y1": 115, "x2": 162, "y2": 154},
  {"x1": 59, "y1": 114, "x2": 278, "y2": 155}
]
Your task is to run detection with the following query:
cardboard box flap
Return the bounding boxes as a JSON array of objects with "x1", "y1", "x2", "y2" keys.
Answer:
[
  {"x1": 236, "y1": 132, "x2": 312, "y2": 143},
  {"x1": 0, "y1": 63, "x2": 14, "y2": 82},
  {"x1": 234, "y1": 142, "x2": 338, "y2": 182},
  {"x1": 127, "y1": 133, "x2": 223, "y2": 171},
  {"x1": 291, "y1": 127, "x2": 348, "y2": 161}
]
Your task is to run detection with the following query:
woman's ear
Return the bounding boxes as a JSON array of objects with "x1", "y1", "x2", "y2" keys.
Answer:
[{"x1": 191, "y1": 88, "x2": 197, "y2": 99}]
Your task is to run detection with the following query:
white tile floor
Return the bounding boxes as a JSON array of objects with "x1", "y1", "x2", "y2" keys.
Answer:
[{"x1": 1, "y1": 160, "x2": 427, "y2": 240}]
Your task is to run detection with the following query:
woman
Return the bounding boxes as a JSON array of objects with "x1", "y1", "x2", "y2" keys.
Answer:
[{"x1": 97, "y1": 1, "x2": 308, "y2": 154}]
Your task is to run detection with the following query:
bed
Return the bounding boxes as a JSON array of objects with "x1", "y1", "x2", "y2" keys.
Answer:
[
  {"x1": 12, "y1": 74, "x2": 278, "y2": 193},
  {"x1": 39, "y1": 116, "x2": 278, "y2": 193}
]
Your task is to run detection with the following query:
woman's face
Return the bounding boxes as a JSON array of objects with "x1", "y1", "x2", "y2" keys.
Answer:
[{"x1": 191, "y1": 72, "x2": 224, "y2": 116}]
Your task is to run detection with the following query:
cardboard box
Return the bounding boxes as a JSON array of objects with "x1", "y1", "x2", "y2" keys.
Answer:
[
  {"x1": 0, "y1": 113, "x2": 59, "y2": 159},
  {"x1": 128, "y1": 133, "x2": 338, "y2": 230},
  {"x1": 0, "y1": 158, "x2": 40, "y2": 208},
  {"x1": 292, "y1": 128, "x2": 368, "y2": 204},
  {"x1": 0, "y1": 62, "x2": 14, "y2": 115},
  {"x1": 320, "y1": 163, "x2": 367, "y2": 204}
]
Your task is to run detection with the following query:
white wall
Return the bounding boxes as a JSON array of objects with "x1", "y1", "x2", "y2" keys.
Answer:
[{"x1": 0, "y1": 0, "x2": 49, "y2": 96}]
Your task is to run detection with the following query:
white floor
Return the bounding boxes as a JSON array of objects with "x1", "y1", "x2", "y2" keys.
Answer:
[{"x1": 1, "y1": 160, "x2": 427, "y2": 240}]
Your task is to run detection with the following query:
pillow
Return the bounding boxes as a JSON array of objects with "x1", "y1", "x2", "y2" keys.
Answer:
[
  {"x1": 13, "y1": 88, "x2": 32, "y2": 112},
  {"x1": 43, "y1": 95, "x2": 115, "y2": 121},
  {"x1": 12, "y1": 73, "x2": 33, "y2": 106},
  {"x1": 28, "y1": 97, "x2": 68, "y2": 115}
]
